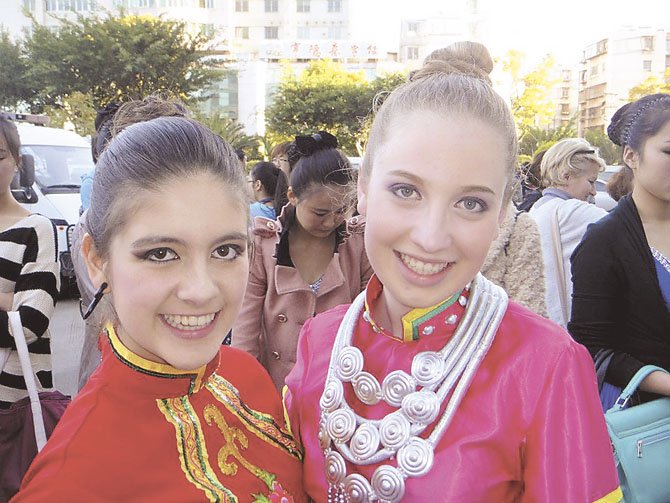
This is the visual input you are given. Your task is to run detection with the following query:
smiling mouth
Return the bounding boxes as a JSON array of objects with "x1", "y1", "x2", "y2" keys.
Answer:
[
  {"x1": 162, "y1": 313, "x2": 217, "y2": 331},
  {"x1": 398, "y1": 252, "x2": 451, "y2": 276}
]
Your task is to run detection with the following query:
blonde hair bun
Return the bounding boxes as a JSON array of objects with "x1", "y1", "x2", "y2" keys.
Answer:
[{"x1": 411, "y1": 41, "x2": 493, "y2": 85}]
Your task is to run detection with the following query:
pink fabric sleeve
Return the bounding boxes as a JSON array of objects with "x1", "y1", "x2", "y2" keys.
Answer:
[{"x1": 521, "y1": 342, "x2": 621, "y2": 503}]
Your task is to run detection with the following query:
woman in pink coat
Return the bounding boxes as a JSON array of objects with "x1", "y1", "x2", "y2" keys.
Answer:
[{"x1": 232, "y1": 131, "x2": 372, "y2": 391}]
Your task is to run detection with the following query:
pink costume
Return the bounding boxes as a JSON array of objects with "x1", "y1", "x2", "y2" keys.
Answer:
[{"x1": 285, "y1": 275, "x2": 621, "y2": 502}]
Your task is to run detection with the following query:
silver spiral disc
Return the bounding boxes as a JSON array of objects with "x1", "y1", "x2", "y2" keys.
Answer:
[
  {"x1": 325, "y1": 450, "x2": 347, "y2": 485},
  {"x1": 397, "y1": 437, "x2": 434, "y2": 477},
  {"x1": 353, "y1": 371, "x2": 381, "y2": 405},
  {"x1": 401, "y1": 390, "x2": 440, "y2": 424},
  {"x1": 326, "y1": 408, "x2": 357, "y2": 443},
  {"x1": 381, "y1": 370, "x2": 415, "y2": 407},
  {"x1": 411, "y1": 351, "x2": 446, "y2": 387},
  {"x1": 320, "y1": 379, "x2": 344, "y2": 412},
  {"x1": 371, "y1": 465, "x2": 405, "y2": 503},
  {"x1": 379, "y1": 412, "x2": 411, "y2": 450},
  {"x1": 318, "y1": 424, "x2": 331, "y2": 450},
  {"x1": 336, "y1": 346, "x2": 364, "y2": 382},
  {"x1": 344, "y1": 473, "x2": 373, "y2": 503},
  {"x1": 350, "y1": 423, "x2": 381, "y2": 461}
]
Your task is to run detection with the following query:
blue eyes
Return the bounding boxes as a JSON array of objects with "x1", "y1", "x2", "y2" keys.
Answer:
[
  {"x1": 142, "y1": 245, "x2": 243, "y2": 263},
  {"x1": 390, "y1": 184, "x2": 488, "y2": 212}
]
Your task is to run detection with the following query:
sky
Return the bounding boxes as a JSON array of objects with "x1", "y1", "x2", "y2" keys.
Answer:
[{"x1": 395, "y1": 0, "x2": 670, "y2": 67}]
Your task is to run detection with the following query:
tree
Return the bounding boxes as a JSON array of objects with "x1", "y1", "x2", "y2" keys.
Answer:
[
  {"x1": 0, "y1": 30, "x2": 32, "y2": 109},
  {"x1": 22, "y1": 12, "x2": 222, "y2": 111},
  {"x1": 584, "y1": 129, "x2": 621, "y2": 165},
  {"x1": 517, "y1": 122, "x2": 577, "y2": 160},
  {"x1": 502, "y1": 51, "x2": 560, "y2": 140},
  {"x1": 43, "y1": 92, "x2": 97, "y2": 136},
  {"x1": 265, "y1": 60, "x2": 405, "y2": 155},
  {"x1": 196, "y1": 114, "x2": 262, "y2": 163},
  {"x1": 628, "y1": 68, "x2": 670, "y2": 101}
]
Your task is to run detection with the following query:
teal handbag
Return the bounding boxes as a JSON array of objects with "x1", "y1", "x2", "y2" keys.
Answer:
[{"x1": 605, "y1": 365, "x2": 670, "y2": 503}]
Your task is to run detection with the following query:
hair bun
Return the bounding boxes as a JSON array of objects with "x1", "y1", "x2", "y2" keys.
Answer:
[
  {"x1": 410, "y1": 41, "x2": 493, "y2": 85},
  {"x1": 607, "y1": 102, "x2": 632, "y2": 146}
]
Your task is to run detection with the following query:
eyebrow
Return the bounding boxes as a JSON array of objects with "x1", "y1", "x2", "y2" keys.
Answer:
[
  {"x1": 387, "y1": 170, "x2": 496, "y2": 195},
  {"x1": 131, "y1": 232, "x2": 248, "y2": 249}
]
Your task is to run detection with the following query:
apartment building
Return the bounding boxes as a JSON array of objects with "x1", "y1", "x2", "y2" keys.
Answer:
[{"x1": 578, "y1": 26, "x2": 670, "y2": 135}]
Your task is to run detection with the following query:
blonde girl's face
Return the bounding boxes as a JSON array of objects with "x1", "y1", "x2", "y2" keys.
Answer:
[
  {"x1": 357, "y1": 112, "x2": 509, "y2": 321},
  {"x1": 86, "y1": 172, "x2": 249, "y2": 371}
]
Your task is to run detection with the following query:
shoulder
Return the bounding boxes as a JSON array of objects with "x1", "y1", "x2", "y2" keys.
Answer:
[
  {"x1": 558, "y1": 199, "x2": 607, "y2": 223},
  {"x1": 346, "y1": 215, "x2": 365, "y2": 235},
  {"x1": 251, "y1": 216, "x2": 281, "y2": 240},
  {"x1": 218, "y1": 346, "x2": 279, "y2": 397}
]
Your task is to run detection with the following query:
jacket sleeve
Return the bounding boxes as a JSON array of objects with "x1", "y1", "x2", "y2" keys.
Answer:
[
  {"x1": 568, "y1": 221, "x2": 644, "y2": 388},
  {"x1": 231, "y1": 234, "x2": 269, "y2": 358},
  {"x1": 521, "y1": 342, "x2": 622, "y2": 503},
  {"x1": 0, "y1": 216, "x2": 60, "y2": 348},
  {"x1": 505, "y1": 212, "x2": 548, "y2": 317}
]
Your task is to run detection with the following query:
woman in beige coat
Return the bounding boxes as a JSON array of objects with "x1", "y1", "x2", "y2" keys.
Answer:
[{"x1": 232, "y1": 132, "x2": 372, "y2": 390}]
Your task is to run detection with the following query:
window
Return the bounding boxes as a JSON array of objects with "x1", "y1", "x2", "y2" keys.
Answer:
[
  {"x1": 264, "y1": 0, "x2": 278, "y2": 12},
  {"x1": 643, "y1": 60, "x2": 652, "y2": 72},
  {"x1": 407, "y1": 22, "x2": 419, "y2": 34},
  {"x1": 561, "y1": 69, "x2": 571, "y2": 81},
  {"x1": 406, "y1": 46, "x2": 419, "y2": 60},
  {"x1": 590, "y1": 64, "x2": 598, "y2": 77},
  {"x1": 297, "y1": 26, "x2": 310, "y2": 39},
  {"x1": 199, "y1": 0, "x2": 214, "y2": 6},
  {"x1": 264, "y1": 26, "x2": 279, "y2": 39},
  {"x1": 641, "y1": 36, "x2": 654, "y2": 51},
  {"x1": 560, "y1": 104, "x2": 570, "y2": 115},
  {"x1": 235, "y1": 0, "x2": 248, "y2": 11},
  {"x1": 328, "y1": 0, "x2": 341, "y2": 12},
  {"x1": 327, "y1": 26, "x2": 342, "y2": 38},
  {"x1": 201, "y1": 23, "x2": 215, "y2": 36},
  {"x1": 235, "y1": 26, "x2": 249, "y2": 39},
  {"x1": 296, "y1": 0, "x2": 309, "y2": 12},
  {"x1": 561, "y1": 88, "x2": 569, "y2": 99},
  {"x1": 23, "y1": 0, "x2": 36, "y2": 10}
]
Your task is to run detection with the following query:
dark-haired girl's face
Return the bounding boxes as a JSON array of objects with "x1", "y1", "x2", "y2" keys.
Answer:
[
  {"x1": 0, "y1": 132, "x2": 18, "y2": 192},
  {"x1": 629, "y1": 119, "x2": 670, "y2": 204},
  {"x1": 86, "y1": 172, "x2": 249, "y2": 370},
  {"x1": 289, "y1": 184, "x2": 351, "y2": 238}
]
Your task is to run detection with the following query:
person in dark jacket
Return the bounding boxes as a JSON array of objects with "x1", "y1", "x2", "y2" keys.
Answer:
[{"x1": 569, "y1": 93, "x2": 670, "y2": 399}]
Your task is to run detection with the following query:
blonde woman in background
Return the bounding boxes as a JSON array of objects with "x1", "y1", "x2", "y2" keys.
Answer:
[{"x1": 529, "y1": 139, "x2": 607, "y2": 327}]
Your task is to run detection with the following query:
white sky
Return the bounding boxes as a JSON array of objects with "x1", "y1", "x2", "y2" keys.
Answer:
[{"x1": 395, "y1": 0, "x2": 670, "y2": 66}]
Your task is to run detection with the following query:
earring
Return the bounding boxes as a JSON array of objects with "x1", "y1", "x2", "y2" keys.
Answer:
[{"x1": 82, "y1": 282, "x2": 108, "y2": 320}]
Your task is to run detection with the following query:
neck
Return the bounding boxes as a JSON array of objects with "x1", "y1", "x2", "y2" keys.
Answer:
[
  {"x1": 632, "y1": 187, "x2": 670, "y2": 223},
  {"x1": 0, "y1": 191, "x2": 24, "y2": 213}
]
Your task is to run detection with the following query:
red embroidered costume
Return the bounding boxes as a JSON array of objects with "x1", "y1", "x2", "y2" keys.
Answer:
[
  {"x1": 15, "y1": 325, "x2": 306, "y2": 502},
  {"x1": 285, "y1": 275, "x2": 621, "y2": 502}
]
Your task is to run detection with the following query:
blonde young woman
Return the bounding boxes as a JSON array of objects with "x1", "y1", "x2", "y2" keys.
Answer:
[
  {"x1": 529, "y1": 138, "x2": 607, "y2": 327},
  {"x1": 284, "y1": 42, "x2": 620, "y2": 502}
]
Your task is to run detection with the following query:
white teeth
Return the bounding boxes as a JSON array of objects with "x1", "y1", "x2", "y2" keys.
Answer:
[
  {"x1": 163, "y1": 313, "x2": 216, "y2": 330},
  {"x1": 399, "y1": 253, "x2": 449, "y2": 276}
]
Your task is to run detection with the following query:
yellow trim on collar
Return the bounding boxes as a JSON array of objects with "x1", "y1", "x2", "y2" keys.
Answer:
[
  {"x1": 105, "y1": 323, "x2": 207, "y2": 383},
  {"x1": 593, "y1": 487, "x2": 623, "y2": 503}
]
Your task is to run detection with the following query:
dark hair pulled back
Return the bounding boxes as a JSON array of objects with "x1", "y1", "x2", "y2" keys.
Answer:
[
  {"x1": 251, "y1": 161, "x2": 289, "y2": 215},
  {"x1": 88, "y1": 116, "x2": 247, "y2": 256},
  {"x1": 607, "y1": 93, "x2": 670, "y2": 151}
]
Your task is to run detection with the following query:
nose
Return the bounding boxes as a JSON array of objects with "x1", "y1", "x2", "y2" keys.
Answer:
[
  {"x1": 409, "y1": 205, "x2": 452, "y2": 253},
  {"x1": 176, "y1": 260, "x2": 219, "y2": 306}
]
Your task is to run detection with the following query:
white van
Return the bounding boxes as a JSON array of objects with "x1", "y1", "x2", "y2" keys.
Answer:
[{"x1": 10, "y1": 115, "x2": 93, "y2": 289}]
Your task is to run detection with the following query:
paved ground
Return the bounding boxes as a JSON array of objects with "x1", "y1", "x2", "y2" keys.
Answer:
[{"x1": 51, "y1": 298, "x2": 85, "y2": 398}]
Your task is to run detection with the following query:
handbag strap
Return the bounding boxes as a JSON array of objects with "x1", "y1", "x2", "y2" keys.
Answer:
[
  {"x1": 550, "y1": 207, "x2": 569, "y2": 326},
  {"x1": 8, "y1": 311, "x2": 48, "y2": 451},
  {"x1": 609, "y1": 365, "x2": 669, "y2": 412}
]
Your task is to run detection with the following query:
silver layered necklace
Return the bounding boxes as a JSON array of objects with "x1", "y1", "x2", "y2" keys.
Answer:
[{"x1": 319, "y1": 273, "x2": 508, "y2": 503}]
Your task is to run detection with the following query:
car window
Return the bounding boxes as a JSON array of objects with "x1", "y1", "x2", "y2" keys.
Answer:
[{"x1": 21, "y1": 145, "x2": 92, "y2": 190}]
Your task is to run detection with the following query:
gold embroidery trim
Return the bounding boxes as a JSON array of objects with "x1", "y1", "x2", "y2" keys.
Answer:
[
  {"x1": 206, "y1": 375, "x2": 303, "y2": 460},
  {"x1": 157, "y1": 396, "x2": 237, "y2": 502}
]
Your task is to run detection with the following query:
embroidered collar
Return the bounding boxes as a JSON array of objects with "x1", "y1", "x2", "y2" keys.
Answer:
[
  {"x1": 105, "y1": 323, "x2": 214, "y2": 394},
  {"x1": 363, "y1": 274, "x2": 466, "y2": 343}
]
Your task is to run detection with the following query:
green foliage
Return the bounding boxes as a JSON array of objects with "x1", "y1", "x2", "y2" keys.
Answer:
[
  {"x1": 42, "y1": 92, "x2": 97, "y2": 136},
  {"x1": 584, "y1": 128, "x2": 621, "y2": 165},
  {"x1": 196, "y1": 113, "x2": 262, "y2": 163},
  {"x1": 517, "y1": 122, "x2": 577, "y2": 159},
  {"x1": 0, "y1": 30, "x2": 32, "y2": 109},
  {"x1": 503, "y1": 51, "x2": 560, "y2": 138},
  {"x1": 22, "y1": 12, "x2": 222, "y2": 110},
  {"x1": 628, "y1": 68, "x2": 670, "y2": 101},
  {"x1": 265, "y1": 60, "x2": 406, "y2": 155}
]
